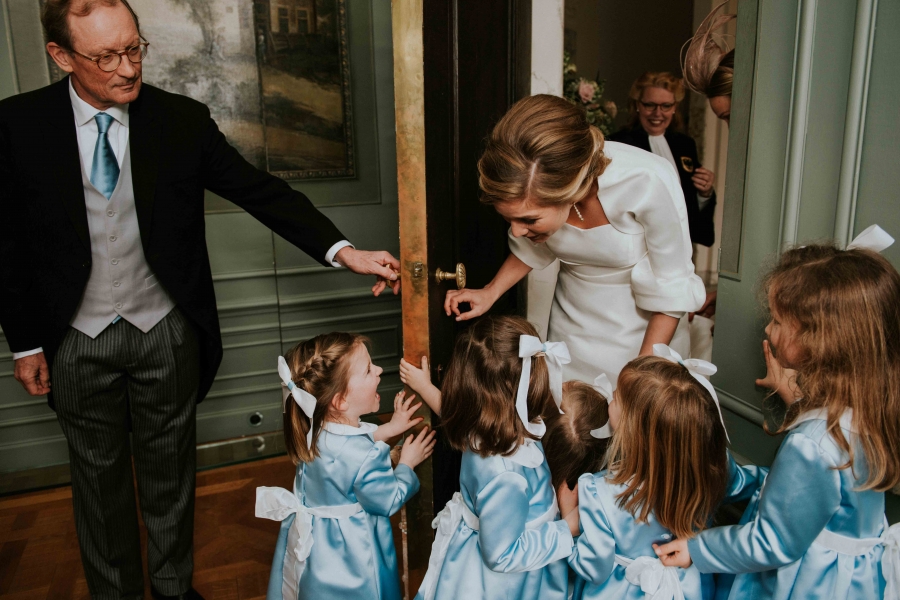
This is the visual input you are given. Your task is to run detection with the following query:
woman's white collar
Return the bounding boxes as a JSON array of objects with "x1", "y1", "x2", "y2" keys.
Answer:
[{"x1": 322, "y1": 421, "x2": 379, "y2": 436}]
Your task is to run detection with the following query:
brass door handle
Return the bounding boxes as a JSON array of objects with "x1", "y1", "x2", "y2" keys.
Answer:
[{"x1": 435, "y1": 263, "x2": 466, "y2": 289}]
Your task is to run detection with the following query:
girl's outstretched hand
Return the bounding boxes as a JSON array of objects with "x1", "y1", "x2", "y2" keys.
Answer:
[
  {"x1": 399, "y1": 426, "x2": 437, "y2": 469},
  {"x1": 399, "y1": 356, "x2": 442, "y2": 415},
  {"x1": 373, "y1": 391, "x2": 423, "y2": 442},
  {"x1": 755, "y1": 340, "x2": 802, "y2": 405},
  {"x1": 654, "y1": 538, "x2": 692, "y2": 568},
  {"x1": 400, "y1": 355, "x2": 431, "y2": 390}
]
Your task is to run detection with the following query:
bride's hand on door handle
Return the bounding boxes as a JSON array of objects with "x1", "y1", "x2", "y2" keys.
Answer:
[{"x1": 444, "y1": 287, "x2": 499, "y2": 322}]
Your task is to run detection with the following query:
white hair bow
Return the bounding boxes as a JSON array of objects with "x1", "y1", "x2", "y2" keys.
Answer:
[
  {"x1": 278, "y1": 355, "x2": 318, "y2": 449},
  {"x1": 653, "y1": 344, "x2": 729, "y2": 442},
  {"x1": 590, "y1": 373, "x2": 614, "y2": 440},
  {"x1": 846, "y1": 224, "x2": 894, "y2": 253},
  {"x1": 517, "y1": 335, "x2": 571, "y2": 437}
]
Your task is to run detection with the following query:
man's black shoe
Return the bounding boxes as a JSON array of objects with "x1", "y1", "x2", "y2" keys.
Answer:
[{"x1": 150, "y1": 587, "x2": 204, "y2": 600}]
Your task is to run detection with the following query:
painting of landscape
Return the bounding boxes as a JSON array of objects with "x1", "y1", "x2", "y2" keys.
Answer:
[{"x1": 46, "y1": 0, "x2": 354, "y2": 180}]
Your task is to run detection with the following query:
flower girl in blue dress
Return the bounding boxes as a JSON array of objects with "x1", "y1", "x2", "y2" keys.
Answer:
[
  {"x1": 256, "y1": 332, "x2": 436, "y2": 600},
  {"x1": 655, "y1": 227, "x2": 900, "y2": 600},
  {"x1": 561, "y1": 347, "x2": 766, "y2": 600},
  {"x1": 414, "y1": 315, "x2": 578, "y2": 600}
]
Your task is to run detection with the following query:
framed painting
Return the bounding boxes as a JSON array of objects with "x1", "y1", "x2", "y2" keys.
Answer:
[{"x1": 45, "y1": 0, "x2": 355, "y2": 180}]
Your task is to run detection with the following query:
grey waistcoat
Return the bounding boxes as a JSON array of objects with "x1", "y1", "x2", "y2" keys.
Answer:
[{"x1": 70, "y1": 144, "x2": 175, "y2": 338}]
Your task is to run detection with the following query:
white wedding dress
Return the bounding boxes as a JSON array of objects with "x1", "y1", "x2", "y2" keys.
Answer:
[{"x1": 509, "y1": 142, "x2": 706, "y2": 385}]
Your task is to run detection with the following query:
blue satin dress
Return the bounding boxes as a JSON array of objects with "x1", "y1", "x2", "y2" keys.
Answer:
[
  {"x1": 266, "y1": 422, "x2": 419, "y2": 600},
  {"x1": 689, "y1": 415, "x2": 887, "y2": 599},
  {"x1": 416, "y1": 442, "x2": 574, "y2": 600},
  {"x1": 570, "y1": 454, "x2": 767, "y2": 600}
]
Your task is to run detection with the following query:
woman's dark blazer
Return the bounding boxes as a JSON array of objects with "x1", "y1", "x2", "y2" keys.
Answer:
[{"x1": 609, "y1": 126, "x2": 716, "y2": 247}]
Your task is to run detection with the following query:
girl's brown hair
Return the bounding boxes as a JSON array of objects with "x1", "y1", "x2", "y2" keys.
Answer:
[
  {"x1": 477, "y1": 94, "x2": 611, "y2": 208},
  {"x1": 606, "y1": 356, "x2": 729, "y2": 539},
  {"x1": 543, "y1": 381, "x2": 611, "y2": 491},
  {"x1": 682, "y1": 1, "x2": 735, "y2": 98},
  {"x1": 282, "y1": 332, "x2": 369, "y2": 464},
  {"x1": 441, "y1": 315, "x2": 555, "y2": 457},
  {"x1": 626, "y1": 71, "x2": 686, "y2": 132},
  {"x1": 762, "y1": 244, "x2": 900, "y2": 491}
]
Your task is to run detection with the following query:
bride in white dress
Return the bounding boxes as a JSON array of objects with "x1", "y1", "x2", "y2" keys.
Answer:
[{"x1": 444, "y1": 95, "x2": 705, "y2": 384}]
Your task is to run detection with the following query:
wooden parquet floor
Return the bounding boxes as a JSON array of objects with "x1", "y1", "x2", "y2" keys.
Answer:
[{"x1": 0, "y1": 455, "x2": 413, "y2": 600}]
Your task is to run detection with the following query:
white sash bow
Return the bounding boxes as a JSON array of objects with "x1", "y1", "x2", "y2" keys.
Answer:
[
  {"x1": 652, "y1": 344, "x2": 728, "y2": 442},
  {"x1": 615, "y1": 554, "x2": 685, "y2": 600},
  {"x1": 517, "y1": 335, "x2": 570, "y2": 437},
  {"x1": 884, "y1": 524, "x2": 900, "y2": 600},
  {"x1": 278, "y1": 356, "x2": 318, "y2": 449},
  {"x1": 811, "y1": 517, "x2": 900, "y2": 600},
  {"x1": 255, "y1": 486, "x2": 363, "y2": 599},
  {"x1": 418, "y1": 491, "x2": 559, "y2": 600}
]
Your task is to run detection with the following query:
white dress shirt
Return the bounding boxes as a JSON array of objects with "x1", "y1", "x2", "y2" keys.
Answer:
[
  {"x1": 648, "y1": 133, "x2": 711, "y2": 211},
  {"x1": 12, "y1": 81, "x2": 351, "y2": 361}
]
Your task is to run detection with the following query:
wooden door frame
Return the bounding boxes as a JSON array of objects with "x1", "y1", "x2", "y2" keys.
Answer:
[
  {"x1": 391, "y1": 1, "x2": 433, "y2": 597},
  {"x1": 392, "y1": 1, "x2": 530, "y2": 596}
]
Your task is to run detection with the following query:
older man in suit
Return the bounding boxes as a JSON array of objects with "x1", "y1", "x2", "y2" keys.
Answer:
[{"x1": 0, "y1": 0, "x2": 400, "y2": 597}]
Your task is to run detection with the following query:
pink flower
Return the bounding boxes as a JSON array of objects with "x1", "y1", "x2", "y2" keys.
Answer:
[{"x1": 578, "y1": 80, "x2": 595, "y2": 104}]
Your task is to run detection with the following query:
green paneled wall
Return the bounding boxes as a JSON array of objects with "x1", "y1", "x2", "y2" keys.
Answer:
[
  {"x1": 714, "y1": 0, "x2": 900, "y2": 520},
  {"x1": 0, "y1": 0, "x2": 401, "y2": 477}
]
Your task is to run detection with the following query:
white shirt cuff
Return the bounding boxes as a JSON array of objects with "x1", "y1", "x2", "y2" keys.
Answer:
[
  {"x1": 697, "y1": 192, "x2": 712, "y2": 211},
  {"x1": 325, "y1": 240, "x2": 354, "y2": 267},
  {"x1": 13, "y1": 348, "x2": 43, "y2": 360}
]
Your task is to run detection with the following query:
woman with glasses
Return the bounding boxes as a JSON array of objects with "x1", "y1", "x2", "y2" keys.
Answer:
[{"x1": 609, "y1": 72, "x2": 717, "y2": 248}]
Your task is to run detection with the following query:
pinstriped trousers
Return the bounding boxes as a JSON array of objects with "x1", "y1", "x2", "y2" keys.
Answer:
[{"x1": 53, "y1": 308, "x2": 199, "y2": 599}]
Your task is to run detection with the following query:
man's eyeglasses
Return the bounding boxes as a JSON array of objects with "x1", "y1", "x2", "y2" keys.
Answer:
[
  {"x1": 70, "y1": 42, "x2": 149, "y2": 73},
  {"x1": 639, "y1": 101, "x2": 676, "y2": 112}
]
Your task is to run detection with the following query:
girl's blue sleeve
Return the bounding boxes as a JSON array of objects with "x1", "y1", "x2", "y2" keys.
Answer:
[
  {"x1": 567, "y1": 474, "x2": 616, "y2": 585},
  {"x1": 689, "y1": 432, "x2": 841, "y2": 573},
  {"x1": 722, "y1": 451, "x2": 769, "y2": 503},
  {"x1": 352, "y1": 441, "x2": 419, "y2": 517},
  {"x1": 476, "y1": 471, "x2": 574, "y2": 573}
]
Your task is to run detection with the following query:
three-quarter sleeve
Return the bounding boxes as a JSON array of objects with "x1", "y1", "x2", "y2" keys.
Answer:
[
  {"x1": 567, "y1": 473, "x2": 616, "y2": 584},
  {"x1": 626, "y1": 166, "x2": 706, "y2": 315},
  {"x1": 689, "y1": 432, "x2": 842, "y2": 574},
  {"x1": 508, "y1": 229, "x2": 558, "y2": 271},
  {"x1": 475, "y1": 471, "x2": 574, "y2": 573},
  {"x1": 352, "y1": 441, "x2": 420, "y2": 517}
]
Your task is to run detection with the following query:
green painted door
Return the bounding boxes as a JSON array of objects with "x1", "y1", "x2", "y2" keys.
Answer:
[
  {"x1": 713, "y1": 0, "x2": 900, "y2": 520},
  {"x1": 0, "y1": 0, "x2": 402, "y2": 481}
]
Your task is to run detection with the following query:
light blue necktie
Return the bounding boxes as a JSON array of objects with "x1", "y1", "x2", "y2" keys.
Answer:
[{"x1": 91, "y1": 112, "x2": 119, "y2": 199}]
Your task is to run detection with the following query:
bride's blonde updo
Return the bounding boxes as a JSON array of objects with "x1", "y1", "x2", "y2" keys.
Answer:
[{"x1": 477, "y1": 94, "x2": 611, "y2": 207}]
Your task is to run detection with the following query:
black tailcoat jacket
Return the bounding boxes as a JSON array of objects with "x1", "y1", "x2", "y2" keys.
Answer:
[
  {"x1": 609, "y1": 126, "x2": 717, "y2": 247},
  {"x1": 0, "y1": 77, "x2": 347, "y2": 406}
]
